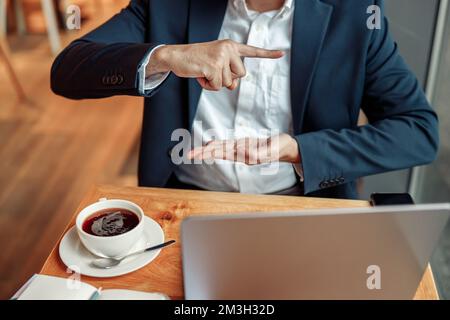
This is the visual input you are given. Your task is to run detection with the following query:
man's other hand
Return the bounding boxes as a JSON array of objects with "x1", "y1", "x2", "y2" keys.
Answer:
[
  {"x1": 187, "y1": 133, "x2": 301, "y2": 165},
  {"x1": 146, "y1": 40, "x2": 284, "y2": 91}
]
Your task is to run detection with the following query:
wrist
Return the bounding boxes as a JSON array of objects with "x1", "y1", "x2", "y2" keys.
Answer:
[
  {"x1": 283, "y1": 136, "x2": 301, "y2": 163},
  {"x1": 146, "y1": 45, "x2": 172, "y2": 75}
]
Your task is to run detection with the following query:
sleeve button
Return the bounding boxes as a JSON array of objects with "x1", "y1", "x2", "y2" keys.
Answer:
[{"x1": 110, "y1": 75, "x2": 118, "y2": 85}]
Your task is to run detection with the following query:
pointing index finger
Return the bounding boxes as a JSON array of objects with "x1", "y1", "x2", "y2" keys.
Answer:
[{"x1": 236, "y1": 44, "x2": 284, "y2": 59}]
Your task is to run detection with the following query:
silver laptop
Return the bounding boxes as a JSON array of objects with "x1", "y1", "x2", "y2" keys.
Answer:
[{"x1": 181, "y1": 203, "x2": 450, "y2": 300}]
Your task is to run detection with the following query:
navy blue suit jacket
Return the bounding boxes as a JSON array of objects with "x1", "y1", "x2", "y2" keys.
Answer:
[{"x1": 51, "y1": 0, "x2": 439, "y2": 199}]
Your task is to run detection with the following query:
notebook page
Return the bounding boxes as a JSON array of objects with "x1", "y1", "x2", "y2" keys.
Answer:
[{"x1": 18, "y1": 274, "x2": 97, "y2": 300}]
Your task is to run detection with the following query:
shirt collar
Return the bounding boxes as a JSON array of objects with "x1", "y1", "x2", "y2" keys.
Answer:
[{"x1": 233, "y1": 0, "x2": 294, "y2": 19}]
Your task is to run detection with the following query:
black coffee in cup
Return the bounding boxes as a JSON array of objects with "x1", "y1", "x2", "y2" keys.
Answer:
[{"x1": 82, "y1": 208, "x2": 140, "y2": 237}]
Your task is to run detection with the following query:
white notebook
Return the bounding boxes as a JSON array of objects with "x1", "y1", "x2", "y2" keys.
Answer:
[{"x1": 12, "y1": 274, "x2": 170, "y2": 300}]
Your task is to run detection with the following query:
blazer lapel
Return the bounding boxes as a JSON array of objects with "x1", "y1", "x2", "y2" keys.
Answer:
[
  {"x1": 187, "y1": 0, "x2": 228, "y2": 128},
  {"x1": 291, "y1": 0, "x2": 333, "y2": 133}
]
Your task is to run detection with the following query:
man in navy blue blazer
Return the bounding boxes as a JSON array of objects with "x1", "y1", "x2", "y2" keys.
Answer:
[{"x1": 51, "y1": 0, "x2": 439, "y2": 199}]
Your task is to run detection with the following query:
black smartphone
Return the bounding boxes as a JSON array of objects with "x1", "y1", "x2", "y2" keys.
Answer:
[{"x1": 370, "y1": 193, "x2": 415, "y2": 206}]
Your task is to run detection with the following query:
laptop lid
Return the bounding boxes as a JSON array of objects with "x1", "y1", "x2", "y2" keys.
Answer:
[{"x1": 181, "y1": 203, "x2": 450, "y2": 299}]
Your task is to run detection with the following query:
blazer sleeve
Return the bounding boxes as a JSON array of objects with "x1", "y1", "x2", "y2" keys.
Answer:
[
  {"x1": 51, "y1": 0, "x2": 163, "y2": 99},
  {"x1": 295, "y1": 0, "x2": 439, "y2": 195}
]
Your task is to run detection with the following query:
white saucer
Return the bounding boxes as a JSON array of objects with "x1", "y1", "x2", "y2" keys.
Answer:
[{"x1": 59, "y1": 216, "x2": 164, "y2": 278}]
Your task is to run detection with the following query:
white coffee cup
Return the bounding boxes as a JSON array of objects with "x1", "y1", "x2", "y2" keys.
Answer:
[{"x1": 76, "y1": 198, "x2": 145, "y2": 258}]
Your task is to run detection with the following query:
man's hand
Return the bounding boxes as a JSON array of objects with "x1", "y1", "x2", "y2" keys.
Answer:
[
  {"x1": 146, "y1": 40, "x2": 284, "y2": 91},
  {"x1": 187, "y1": 133, "x2": 301, "y2": 165}
]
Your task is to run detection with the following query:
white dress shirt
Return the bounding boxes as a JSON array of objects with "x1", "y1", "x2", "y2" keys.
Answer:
[{"x1": 141, "y1": 0, "x2": 298, "y2": 194}]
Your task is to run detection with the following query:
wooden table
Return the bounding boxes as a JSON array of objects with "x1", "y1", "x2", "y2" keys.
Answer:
[{"x1": 40, "y1": 185, "x2": 439, "y2": 300}]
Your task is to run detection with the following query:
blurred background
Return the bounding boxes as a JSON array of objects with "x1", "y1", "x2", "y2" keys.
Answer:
[{"x1": 0, "y1": 0, "x2": 449, "y2": 299}]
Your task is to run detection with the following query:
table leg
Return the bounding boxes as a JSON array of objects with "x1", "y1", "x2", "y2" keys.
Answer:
[
  {"x1": 41, "y1": 0, "x2": 61, "y2": 55},
  {"x1": 0, "y1": 0, "x2": 7, "y2": 38},
  {"x1": 14, "y1": 0, "x2": 27, "y2": 35}
]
